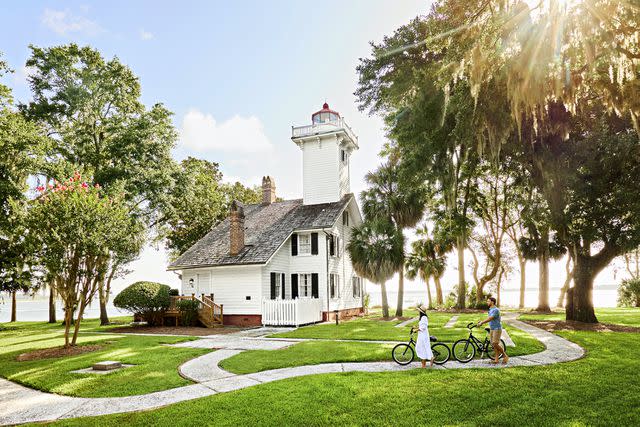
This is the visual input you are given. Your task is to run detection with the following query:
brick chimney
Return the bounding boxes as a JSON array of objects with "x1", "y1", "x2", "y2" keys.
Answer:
[
  {"x1": 262, "y1": 176, "x2": 276, "y2": 204},
  {"x1": 229, "y1": 200, "x2": 245, "y2": 256}
]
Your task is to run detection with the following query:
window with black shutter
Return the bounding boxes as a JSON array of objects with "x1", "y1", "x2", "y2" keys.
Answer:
[
  {"x1": 281, "y1": 273, "x2": 286, "y2": 299},
  {"x1": 291, "y1": 233, "x2": 298, "y2": 256},
  {"x1": 270, "y1": 272, "x2": 276, "y2": 300},
  {"x1": 311, "y1": 232, "x2": 318, "y2": 255},
  {"x1": 291, "y1": 274, "x2": 299, "y2": 299},
  {"x1": 329, "y1": 235, "x2": 335, "y2": 256},
  {"x1": 311, "y1": 273, "x2": 319, "y2": 298}
]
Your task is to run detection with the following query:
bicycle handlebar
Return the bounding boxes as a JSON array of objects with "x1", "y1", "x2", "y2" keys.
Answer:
[{"x1": 466, "y1": 322, "x2": 477, "y2": 329}]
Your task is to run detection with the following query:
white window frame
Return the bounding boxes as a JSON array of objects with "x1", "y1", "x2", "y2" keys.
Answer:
[
  {"x1": 298, "y1": 273, "x2": 312, "y2": 297},
  {"x1": 273, "y1": 272, "x2": 283, "y2": 300},
  {"x1": 352, "y1": 277, "x2": 361, "y2": 298},
  {"x1": 330, "y1": 273, "x2": 340, "y2": 299},
  {"x1": 341, "y1": 149, "x2": 348, "y2": 165},
  {"x1": 298, "y1": 233, "x2": 311, "y2": 255}
]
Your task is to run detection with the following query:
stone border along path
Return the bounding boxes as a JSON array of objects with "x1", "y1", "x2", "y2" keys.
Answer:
[{"x1": 0, "y1": 313, "x2": 584, "y2": 426}]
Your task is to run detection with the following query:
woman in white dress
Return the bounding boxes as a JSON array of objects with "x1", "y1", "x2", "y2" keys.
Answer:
[{"x1": 415, "y1": 305, "x2": 434, "y2": 368}]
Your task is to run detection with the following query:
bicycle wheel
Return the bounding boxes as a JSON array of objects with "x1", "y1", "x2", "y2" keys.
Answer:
[
  {"x1": 431, "y1": 343, "x2": 450, "y2": 365},
  {"x1": 487, "y1": 339, "x2": 508, "y2": 359},
  {"x1": 452, "y1": 339, "x2": 476, "y2": 363},
  {"x1": 392, "y1": 343, "x2": 415, "y2": 365}
]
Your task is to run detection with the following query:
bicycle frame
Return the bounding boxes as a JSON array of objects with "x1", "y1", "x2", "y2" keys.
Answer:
[{"x1": 465, "y1": 326, "x2": 494, "y2": 355}]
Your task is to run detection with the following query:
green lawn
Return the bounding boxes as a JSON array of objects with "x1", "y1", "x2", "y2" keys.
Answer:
[
  {"x1": 519, "y1": 307, "x2": 640, "y2": 327},
  {"x1": 222, "y1": 311, "x2": 544, "y2": 374},
  {"x1": 0, "y1": 318, "x2": 209, "y2": 397},
  {"x1": 38, "y1": 329, "x2": 640, "y2": 427}
]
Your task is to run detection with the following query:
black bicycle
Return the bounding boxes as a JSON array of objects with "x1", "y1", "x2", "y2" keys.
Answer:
[
  {"x1": 392, "y1": 328, "x2": 450, "y2": 365},
  {"x1": 452, "y1": 322, "x2": 507, "y2": 363}
]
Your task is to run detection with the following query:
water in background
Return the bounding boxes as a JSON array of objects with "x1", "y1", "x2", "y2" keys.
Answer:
[
  {"x1": 367, "y1": 284, "x2": 619, "y2": 309},
  {"x1": 0, "y1": 296, "x2": 124, "y2": 323}
]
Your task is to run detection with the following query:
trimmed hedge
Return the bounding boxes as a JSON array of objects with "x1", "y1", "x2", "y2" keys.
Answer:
[{"x1": 114, "y1": 281, "x2": 172, "y2": 326}]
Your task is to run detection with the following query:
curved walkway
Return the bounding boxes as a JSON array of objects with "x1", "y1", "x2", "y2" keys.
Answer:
[{"x1": 0, "y1": 315, "x2": 584, "y2": 426}]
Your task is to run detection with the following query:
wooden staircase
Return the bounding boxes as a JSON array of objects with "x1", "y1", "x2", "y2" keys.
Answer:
[{"x1": 165, "y1": 294, "x2": 223, "y2": 328}]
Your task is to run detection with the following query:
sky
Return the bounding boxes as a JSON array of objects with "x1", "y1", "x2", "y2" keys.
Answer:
[{"x1": 1, "y1": 1, "x2": 629, "y2": 309}]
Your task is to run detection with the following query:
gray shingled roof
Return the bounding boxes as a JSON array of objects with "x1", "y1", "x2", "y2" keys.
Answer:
[{"x1": 168, "y1": 194, "x2": 353, "y2": 270}]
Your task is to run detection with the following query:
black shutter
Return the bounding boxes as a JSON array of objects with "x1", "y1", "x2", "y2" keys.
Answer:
[
  {"x1": 291, "y1": 233, "x2": 298, "y2": 256},
  {"x1": 329, "y1": 235, "x2": 335, "y2": 256},
  {"x1": 270, "y1": 272, "x2": 276, "y2": 300},
  {"x1": 281, "y1": 273, "x2": 286, "y2": 299},
  {"x1": 311, "y1": 273, "x2": 319, "y2": 298},
  {"x1": 291, "y1": 274, "x2": 298, "y2": 299},
  {"x1": 311, "y1": 232, "x2": 318, "y2": 255}
]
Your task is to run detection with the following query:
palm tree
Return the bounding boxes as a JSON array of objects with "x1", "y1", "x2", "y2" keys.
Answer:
[
  {"x1": 347, "y1": 219, "x2": 404, "y2": 318},
  {"x1": 361, "y1": 161, "x2": 426, "y2": 316},
  {"x1": 405, "y1": 239, "x2": 447, "y2": 308}
]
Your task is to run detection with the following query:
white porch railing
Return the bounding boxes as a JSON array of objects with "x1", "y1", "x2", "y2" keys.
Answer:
[{"x1": 262, "y1": 297, "x2": 323, "y2": 326}]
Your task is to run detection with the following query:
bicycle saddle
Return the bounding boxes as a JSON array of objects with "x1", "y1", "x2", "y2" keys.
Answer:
[
  {"x1": 430, "y1": 335, "x2": 437, "y2": 342},
  {"x1": 484, "y1": 327, "x2": 490, "y2": 332}
]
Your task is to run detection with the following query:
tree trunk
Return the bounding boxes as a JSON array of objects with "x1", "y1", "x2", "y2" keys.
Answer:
[
  {"x1": 456, "y1": 235, "x2": 466, "y2": 308},
  {"x1": 557, "y1": 256, "x2": 573, "y2": 308},
  {"x1": 99, "y1": 285, "x2": 109, "y2": 326},
  {"x1": 10, "y1": 291, "x2": 17, "y2": 322},
  {"x1": 476, "y1": 282, "x2": 485, "y2": 306},
  {"x1": 434, "y1": 276, "x2": 444, "y2": 306},
  {"x1": 63, "y1": 305, "x2": 72, "y2": 348},
  {"x1": 395, "y1": 269, "x2": 404, "y2": 317},
  {"x1": 98, "y1": 266, "x2": 116, "y2": 326},
  {"x1": 518, "y1": 259, "x2": 526, "y2": 309},
  {"x1": 380, "y1": 281, "x2": 389, "y2": 318},
  {"x1": 537, "y1": 228, "x2": 551, "y2": 312},
  {"x1": 71, "y1": 296, "x2": 88, "y2": 346},
  {"x1": 48, "y1": 287, "x2": 57, "y2": 323},
  {"x1": 426, "y1": 278, "x2": 433, "y2": 309},
  {"x1": 566, "y1": 255, "x2": 598, "y2": 323}
]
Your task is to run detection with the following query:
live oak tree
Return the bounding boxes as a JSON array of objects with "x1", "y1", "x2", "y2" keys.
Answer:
[
  {"x1": 161, "y1": 157, "x2": 261, "y2": 259},
  {"x1": 0, "y1": 55, "x2": 44, "y2": 321},
  {"x1": 28, "y1": 174, "x2": 143, "y2": 347},
  {"x1": 356, "y1": 1, "x2": 640, "y2": 322},
  {"x1": 21, "y1": 44, "x2": 178, "y2": 325},
  {"x1": 347, "y1": 219, "x2": 404, "y2": 318}
]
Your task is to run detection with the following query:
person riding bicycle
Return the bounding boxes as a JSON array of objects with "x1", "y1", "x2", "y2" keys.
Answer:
[
  {"x1": 477, "y1": 297, "x2": 509, "y2": 365},
  {"x1": 416, "y1": 305, "x2": 434, "y2": 368}
]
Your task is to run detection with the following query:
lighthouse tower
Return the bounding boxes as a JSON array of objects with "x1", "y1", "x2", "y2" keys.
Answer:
[{"x1": 291, "y1": 103, "x2": 359, "y2": 205}]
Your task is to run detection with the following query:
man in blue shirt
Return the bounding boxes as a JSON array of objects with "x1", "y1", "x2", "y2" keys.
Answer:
[{"x1": 477, "y1": 297, "x2": 509, "y2": 364}]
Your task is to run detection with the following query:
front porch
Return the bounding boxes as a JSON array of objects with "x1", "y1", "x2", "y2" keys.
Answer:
[{"x1": 163, "y1": 294, "x2": 224, "y2": 328}]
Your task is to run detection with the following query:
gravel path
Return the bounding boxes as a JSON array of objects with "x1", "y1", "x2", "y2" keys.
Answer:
[{"x1": 0, "y1": 313, "x2": 584, "y2": 426}]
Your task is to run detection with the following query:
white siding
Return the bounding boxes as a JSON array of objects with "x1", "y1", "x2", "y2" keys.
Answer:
[
  {"x1": 339, "y1": 148, "x2": 350, "y2": 198},
  {"x1": 181, "y1": 266, "x2": 262, "y2": 314},
  {"x1": 261, "y1": 198, "x2": 365, "y2": 313},
  {"x1": 302, "y1": 137, "x2": 340, "y2": 205}
]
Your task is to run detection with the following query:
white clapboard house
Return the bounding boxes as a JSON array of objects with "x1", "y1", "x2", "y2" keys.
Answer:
[{"x1": 168, "y1": 103, "x2": 366, "y2": 326}]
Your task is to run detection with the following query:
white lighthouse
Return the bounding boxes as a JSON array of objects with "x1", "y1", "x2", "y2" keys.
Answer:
[{"x1": 291, "y1": 103, "x2": 359, "y2": 205}]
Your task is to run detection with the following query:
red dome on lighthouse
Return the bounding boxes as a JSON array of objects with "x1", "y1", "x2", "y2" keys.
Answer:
[{"x1": 312, "y1": 102, "x2": 341, "y2": 124}]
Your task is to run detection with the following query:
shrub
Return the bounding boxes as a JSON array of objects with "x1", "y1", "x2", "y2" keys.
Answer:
[
  {"x1": 169, "y1": 288, "x2": 180, "y2": 296},
  {"x1": 177, "y1": 299, "x2": 200, "y2": 326},
  {"x1": 618, "y1": 278, "x2": 640, "y2": 307},
  {"x1": 468, "y1": 285, "x2": 490, "y2": 309},
  {"x1": 113, "y1": 281, "x2": 171, "y2": 326}
]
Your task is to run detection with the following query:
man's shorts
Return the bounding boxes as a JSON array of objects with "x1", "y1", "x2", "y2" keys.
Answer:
[{"x1": 490, "y1": 329, "x2": 502, "y2": 347}]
